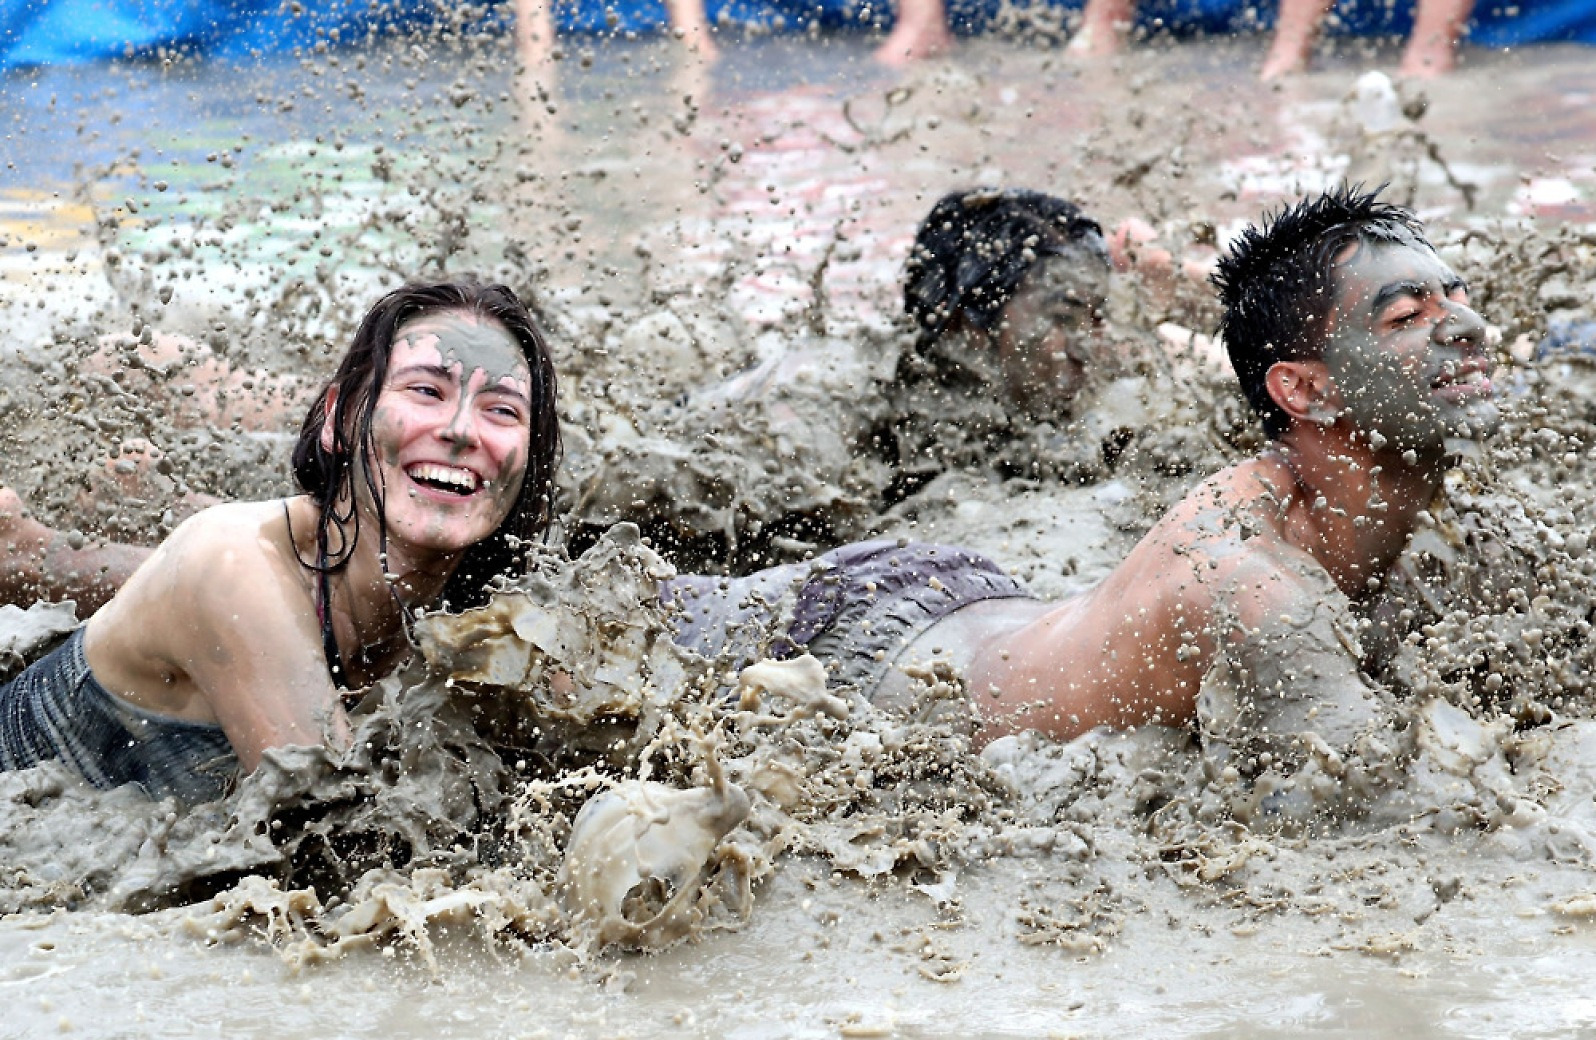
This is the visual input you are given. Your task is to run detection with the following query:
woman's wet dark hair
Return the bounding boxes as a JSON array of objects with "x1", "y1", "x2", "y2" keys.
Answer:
[
  {"x1": 290, "y1": 280, "x2": 561, "y2": 610},
  {"x1": 1213, "y1": 183, "x2": 1428, "y2": 439},
  {"x1": 903, "y1": 188, "x2": 1109, "y2": 352}
]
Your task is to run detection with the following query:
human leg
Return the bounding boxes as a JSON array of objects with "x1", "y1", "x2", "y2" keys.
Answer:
[
  {"x1": 1259, "y1": 0, "x2": 1334, "y2": 80},
  {"x1": 663, "y1": 0, "x2": 719, "y2": 58},
  {"x1": 1067, "y1": 0, "x2": 1135, "y2": 57},
  {"x1": 514, "y1": 0, "x2": 556, "y2": 65},
  {"x1": 1399, "y1": 0, "x2": 1474, "y2": 77},
  {"x1": 873, "y1": 0, "x2": 954, "y2": 66}
]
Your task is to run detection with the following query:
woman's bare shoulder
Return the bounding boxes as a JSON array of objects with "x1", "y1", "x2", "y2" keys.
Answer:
[
  {"x1": 152, "y1": 498, "x2": 309, "y2": 582},
  {"x1": 89, "y1": 498, "x2": 316, "y2": 665},
  {"x1": 173, "y1": 498, "x2": 294, "y2": 532}
]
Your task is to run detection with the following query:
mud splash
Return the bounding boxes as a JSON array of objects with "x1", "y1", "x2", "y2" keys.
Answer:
[{"x1": 5, "y1": 24, "x2": 1596, "y2": 1038}]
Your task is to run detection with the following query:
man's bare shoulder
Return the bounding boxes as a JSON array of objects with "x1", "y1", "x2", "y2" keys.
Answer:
[
  {"x1": 1142, "y1": 455, "x2": 1331, "y2": 596},
  {"x1": 1163, "y1": 456, "x2": 1292, "y2": 524}
]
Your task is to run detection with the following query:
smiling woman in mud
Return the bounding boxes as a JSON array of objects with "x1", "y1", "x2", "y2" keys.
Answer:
[{"x1": 0, "y1": 281, "x2": 560, "y2": 805}]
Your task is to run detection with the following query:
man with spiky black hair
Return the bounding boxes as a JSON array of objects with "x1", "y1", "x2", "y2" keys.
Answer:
[
  {"x1": 1215, "y1": 185, "x2": 1450, "y2": 441},
  {"x1": 670, "y1": 183, "x2": 1497, "y2": 800},
  {"x1": 907, "y1": 184, "x2": 1498, "y2": 776}
]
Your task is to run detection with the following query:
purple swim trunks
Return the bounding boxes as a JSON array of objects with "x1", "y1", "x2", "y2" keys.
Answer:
[{"x1": 661, "y1": 539, "x2": 1033, "y2": 696}]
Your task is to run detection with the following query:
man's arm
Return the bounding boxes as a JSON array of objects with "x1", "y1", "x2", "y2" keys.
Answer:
[
  {"x1": 0, "y1": 488, "x2": 151, "y2": 615},
  {"x1": 1201, "y1": 547, "x2": 1400, "y2": 798}
]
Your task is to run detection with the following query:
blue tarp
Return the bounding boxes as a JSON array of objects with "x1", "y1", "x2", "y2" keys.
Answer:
[{"x1": 1, "y1": 0, "x2": 1591, "y2": 71}]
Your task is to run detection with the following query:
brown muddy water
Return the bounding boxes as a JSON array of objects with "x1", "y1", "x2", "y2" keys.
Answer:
[{"x1": 4, "y1": 25, "x2": 1596, "y2": 1040}]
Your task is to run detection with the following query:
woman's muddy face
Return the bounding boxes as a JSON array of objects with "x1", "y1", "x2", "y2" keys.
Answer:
[
  {"x1": 1320, "y1": 238, "x2": 1498, "y2": 456},
  {"x1": 363, "y1": 311, "x2": 533, "y2": 561},
  {"x1": 993, "y1": 246, "x2": 1110, "y2": 417}
]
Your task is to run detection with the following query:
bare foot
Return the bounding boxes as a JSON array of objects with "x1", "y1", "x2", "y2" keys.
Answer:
[
  {"x1": 1398, "y1": 39, "x2": 1457, "y2": 78},
  {"x1": 873, "y1": 18, "x2": 953, "y2": 65},
  {"x1": 1067, "y1": 0, "x2": 1133, "y2": 57},
  {"x1": 1065, "y1": 20, "x2": 1127, "y2": 58},
  {"x1": 1258, "y1": 45, "x2": 1310, "y2": 81}
]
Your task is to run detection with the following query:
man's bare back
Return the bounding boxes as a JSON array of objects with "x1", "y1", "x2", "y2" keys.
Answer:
[{"x1": 889, "y1": 455, "x2": 1380, "y2": 743}]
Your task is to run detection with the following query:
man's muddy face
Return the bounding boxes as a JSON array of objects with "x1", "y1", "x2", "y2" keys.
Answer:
[
  {"x1": 993, "y1": 244, "x2": 1110, "y2": 417},
  {"x1": 1321, "y1": 238, "x2": 1498, "y2": 455}
]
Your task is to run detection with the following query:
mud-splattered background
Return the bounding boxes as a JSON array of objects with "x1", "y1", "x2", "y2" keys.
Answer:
[{"x1": 4, "y1": 21, "x2": 1596, "y2": 1039}]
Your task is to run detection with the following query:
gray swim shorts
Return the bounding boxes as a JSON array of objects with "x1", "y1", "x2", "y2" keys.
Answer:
[
  {"x1": 0, "y1": 628, "x2": 237, "y2": 804},
  {"x1": 662, "y1": 539, "x2": 1033, "y2": 697}
]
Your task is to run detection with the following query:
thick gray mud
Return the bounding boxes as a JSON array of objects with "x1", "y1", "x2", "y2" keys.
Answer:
[{"x1": 4, "y1": 25, "x2": 1596, "y2": 1039}]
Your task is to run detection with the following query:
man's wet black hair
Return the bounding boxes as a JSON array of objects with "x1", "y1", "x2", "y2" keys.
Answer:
[
  {"x1": 1212, "y1": 183, "x2": 1430, "y2": 439},
  {"x1": 291, "y1": 280, "x2": 561, "y2": 610},
  {"x1": 903, "y1": 188, "x2": 1109, "y2": 352}
]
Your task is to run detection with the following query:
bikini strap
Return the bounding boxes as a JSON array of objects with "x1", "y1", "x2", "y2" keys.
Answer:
[
  {"x1": 318, "y1": 564, "x2": 351, "y2": 691},
  {"x1": 285, "y1": 500, "x2": 351, "y2": 691}
]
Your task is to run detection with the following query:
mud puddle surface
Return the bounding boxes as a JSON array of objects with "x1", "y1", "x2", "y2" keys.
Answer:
[{"x1": 4, "y1": 26, "x2": 1596, "y2": 1039}]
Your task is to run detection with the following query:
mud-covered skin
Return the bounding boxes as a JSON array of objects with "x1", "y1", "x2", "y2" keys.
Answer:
[
  {"x1": 0, "y1": 488, "x2": 156, "y2": 616},
  {"x1": 396, "y1": 312, "x2": 530, "y2": 390},
  {"x1": 991, "y1": 247, "x2": 1112, "y2": 418},
  {"x1": 955, "y1": 456, "x2": 1383, "y2": 742},
  {"x1": 1194, "y1": 558, "x2": 1403, "y2": 823},
  {"x1": 1320, "y1": 238, "x2": 1499, "y2": 455},
  {"x1": 937, "y1": 238, "x2": 1495, "y2": 795},
  {"x1": 49, "y1": 311, "x2": 537, "y2": 776},
  {"x1": 366, "y1": 313, "x2": 532, "y2": 559}
]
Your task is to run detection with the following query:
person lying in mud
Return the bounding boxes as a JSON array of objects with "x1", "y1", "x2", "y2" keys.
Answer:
[
  {"x1": 713, "y1": 186, "x2": 1207, "y2": 424},
  {"x1": 670, "y1": 185, "x2": 1496, "y2": 770},
  {"x1": 0, "y1": 280, "x2": 561, "y2": 803},
  {"x1": 1, "y1": 187, "x2": 1482, "y2": 806},
  {"x1": 579, "y1": 188, "x2": 1219, "y2": 558},
  {"x1": 900, "y1": 187, "x2": 1117, "y2": 420},
  {"x1": 885, "y1": 186, "x2": 1219, "y2": 486}
]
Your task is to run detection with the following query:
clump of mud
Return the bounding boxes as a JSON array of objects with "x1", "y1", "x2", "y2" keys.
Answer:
[
  {"x1": 0, "y1": 526, "x2": 1028, "y2": 963},
  {"x1": 8, "y1": 28, "x2": 1596, "y2": 985}
]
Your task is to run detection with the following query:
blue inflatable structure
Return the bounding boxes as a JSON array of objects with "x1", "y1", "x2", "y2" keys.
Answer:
[{"x1": 1, "y1": 0, "x2": 1591, "y2": 71}]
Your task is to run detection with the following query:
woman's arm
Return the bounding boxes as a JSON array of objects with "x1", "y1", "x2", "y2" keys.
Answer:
[
  {"x1": 88, "y1": 503, "x2": 353, "y2": 773},
  {"x1": 181, "y1": 515, "x2": 354, "y2": 772}
]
